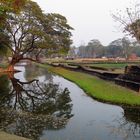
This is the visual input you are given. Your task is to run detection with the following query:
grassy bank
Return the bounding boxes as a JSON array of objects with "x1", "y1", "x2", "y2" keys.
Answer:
[{"x1": 41, "y1": 64, "x2": 140, "y2": 106}]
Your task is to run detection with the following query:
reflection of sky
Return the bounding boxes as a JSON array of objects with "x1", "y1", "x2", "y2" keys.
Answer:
[
  {"x1": 11, "y1": 65, "x2": 140, "y2": 140},
  {"x1": 0, "y1": 66, "x2": 73, "y2": 140},
  {"x1": 14, "y1": 65, "x2": 26, "y2": 82},
  {"x1": 41, "y1": 75, "x2": 132, "y2": 140}
]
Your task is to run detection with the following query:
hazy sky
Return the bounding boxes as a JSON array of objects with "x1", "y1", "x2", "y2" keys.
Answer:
[{"x1": 33, "y1": 0, "x2": 137, "y2": 46}]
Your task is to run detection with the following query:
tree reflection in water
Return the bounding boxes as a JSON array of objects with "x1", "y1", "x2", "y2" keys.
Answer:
[
  {"x1": 107, "y1": 106, "x2": 140, "y2": 140},
  {"x1": 24, "y1": 63, "x2": 53, "y2": 82},
  {"x1": 0, "y1": 72, "x2": 73, "y2": 140}
]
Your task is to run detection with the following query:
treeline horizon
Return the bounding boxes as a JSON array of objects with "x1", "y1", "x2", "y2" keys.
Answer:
[{"x1": 68, "y1": 37, "x2": 140, "y2": 59}]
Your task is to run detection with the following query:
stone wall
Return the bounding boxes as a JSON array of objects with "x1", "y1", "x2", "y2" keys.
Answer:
[{"x1": 115, "y1": 65, "x2": 140, "y2": 92}]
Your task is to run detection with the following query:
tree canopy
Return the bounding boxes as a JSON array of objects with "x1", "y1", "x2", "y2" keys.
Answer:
[
  {"x1": 0, "y1": 0, "x2": 73, "y2": 69},
  {"x1": 0, "y1": 0, "x2": 27, "y2": 27},
  {"x1": 76, "y1": 39, "x2": 104, "y2": 58},
  {"x1": 112, "y1": 3, "x2": 140, "y2": 43}
]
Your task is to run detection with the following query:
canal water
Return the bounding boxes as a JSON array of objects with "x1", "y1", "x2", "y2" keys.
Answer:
[{"x1": 0, "y1": 64, "x2": 139, "y2": 140}]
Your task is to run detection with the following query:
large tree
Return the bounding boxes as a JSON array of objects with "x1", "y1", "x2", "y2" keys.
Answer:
[
  {"x1": 112, "y1": 3, "x2": 140, "y2": 43},
  {"x1": 107, "y1": 37, "x2": 133, "y2": 59},
  {"x1": 1, "y1": 0, "x2": 73, "y2": 71},
  {"x1": 86, "y1": 39, "x2": 104, "y2": 58},
  {"x1": 121, "y1": 37, "x2": 133, "y2": 60},
  {"x1": 0, "y1": 0, "x2": 27, "y2": 61},
  {"x1": 107, "y1": 38, "x2": 123, "y2": 58},
  {"x1": 77, "y1": 39, "x2": 104, "y2": 58}
]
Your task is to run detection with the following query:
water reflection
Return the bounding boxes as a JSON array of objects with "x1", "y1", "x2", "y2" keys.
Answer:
[
  {"x1": 105, "y1": 107, "x2": 140, "y2": 140},
  {"x1": 24, "y1": 63, "x2": 53, "y2": 82},
  {"x1": 122, "y1": 107, "x2": 140, "y2": 138},
  {"x1": 0, "y1": 64, "x2": 140, "y2": 140},
  {"x1": 0, "y1": 72, "x2": 73, "y2": 140}
]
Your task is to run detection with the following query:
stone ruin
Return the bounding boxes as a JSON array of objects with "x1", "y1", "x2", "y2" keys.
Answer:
[{"x1": 115, "y1": 65, "x2": 140, "y2": 92}]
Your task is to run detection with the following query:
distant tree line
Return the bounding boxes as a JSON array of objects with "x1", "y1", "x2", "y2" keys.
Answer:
[{"x1": 68, "y1": 37, "x2": 140, "y2": 60}]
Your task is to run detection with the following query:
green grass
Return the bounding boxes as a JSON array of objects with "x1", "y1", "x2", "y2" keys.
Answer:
[{"x1": 41, "y1": 64, "x2": 140, "y2": 106}]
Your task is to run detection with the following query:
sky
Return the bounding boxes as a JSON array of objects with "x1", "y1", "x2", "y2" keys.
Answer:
[{"x1": 33, "y1": 0, "x2": 138, "y2": 46}]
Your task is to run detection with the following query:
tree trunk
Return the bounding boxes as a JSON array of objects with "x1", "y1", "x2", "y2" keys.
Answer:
[
  {"x1": 6, "y1": 54, "x2": 21, "y2": 72},
  {"x1": 7, "y1": 64, "x2": 15, "y2": 72},
  {"x1": 6, "y1": 59, "x2": 17, "y2": 72},
  {"x1": 0, "y1": 64, "x2": 15, "y2": 73}
]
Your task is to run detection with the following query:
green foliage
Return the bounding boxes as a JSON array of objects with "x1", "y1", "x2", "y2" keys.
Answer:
[
  {"x1": 0, "y1": 75, "x2": 9, "y2": 98},
  {"x1": 76, "y1": 37, "x2": 137, "y2": 59},
  {"x1": 0, "y1": 0, "x2": 73, "y2": 64},
  {"x1": 42, "y1": 13, "x2": 73, "y2": 56},
  {"x1": 0, "y1": 0, "x2": 27, "y2": 60},
  {"x1": 77, "y1": 39, "x2": 104, "y2": 58},
  {"x1": 0, "y1": 0, "x2": 27, "y2": 13},
  {"x1": 0, "y1": 0, "x2": 27, "y2": 27},
  {"x1": 0, "y1": 31, "x2": 10, "y2": 56}
]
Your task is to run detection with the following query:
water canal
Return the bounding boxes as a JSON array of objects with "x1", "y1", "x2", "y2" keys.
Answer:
[{"x1": 0, "y1": 63, "x2": 139, "y2": 140}]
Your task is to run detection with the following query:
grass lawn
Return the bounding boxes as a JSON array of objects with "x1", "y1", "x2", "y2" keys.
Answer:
[{"x1": 41, "y1": 64, "x2": 140, "y2": 106}]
